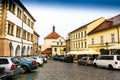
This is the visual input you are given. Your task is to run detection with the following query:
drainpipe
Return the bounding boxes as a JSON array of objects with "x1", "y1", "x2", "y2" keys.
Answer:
[
  {"x1": 116, "y1": 26, "x2": 120, "y2": 44},
  {"x1": 21, "y1": 10, "x2": 24, "y2": 56}
]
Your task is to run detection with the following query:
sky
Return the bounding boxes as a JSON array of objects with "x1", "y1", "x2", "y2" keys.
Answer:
[{"x1": 21, "y1": 0, "x2": 120, "y2": 45}]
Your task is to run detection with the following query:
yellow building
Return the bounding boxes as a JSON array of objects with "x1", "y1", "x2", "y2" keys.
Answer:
[
  {"x1": 33, "y1": 31, "x2": 40, "y2": 56},
  {"x1": 88, "y1": 14, "x2": 120, "y2": 55},
  {"x1": 68, "y1": 17, "x2": 105, "y2": 55},
  {"x1": 66, "y1": 37, "x2": 70, "y2": 53}
]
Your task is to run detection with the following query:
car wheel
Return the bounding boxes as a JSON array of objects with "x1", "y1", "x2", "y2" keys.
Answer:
[
  {"x1": 108, "y1": 65, "x2": 113, "y2": 70},
  {"x1": 21, "y1": 66, "x2": 28, "y2": 73},
  {"x1": 84, "y1": 63, "x2": 88, "y2": 66},
  {"x1": 94, "y1": 63, "x2": 97, "y2": 67}
]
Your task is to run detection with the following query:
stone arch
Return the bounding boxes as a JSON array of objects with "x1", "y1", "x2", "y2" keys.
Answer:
[
  {"x1": 27, "y1": 46, "x2": 30, "y2": 55},
  {"x1": 31, "y1": 47, "x2": 33, "y2": 55},
  {"x1": 22, "y1": 46, "x2": 26, "y2": 56},
  {"x1": 9, "y1": 42, "x2": 14, "y2": 57},
  {"x1": 15, "y1": 45, "x2": 20, "y2": 56}
]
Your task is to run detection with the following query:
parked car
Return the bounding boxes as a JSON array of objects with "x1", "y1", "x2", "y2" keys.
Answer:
[
  {"x1": 42, "y1": 56, "x2": 47, "y2": 63},
  {"x1": 64, "y1": 55, "x2": 73, "y2": 63},
  {"x1": 93, "y1": 55, "x2": 120, "y2": 69},
  {"x1": 16, "y1": 57, "x2": 37, "y2": 73},
  {"x1": 31, "y1": 56, "x2": 44, "y2": 67},
  {"x1": 0, "y1": 57, "x2": 21, "y2": 77},
  {"x1": 0, "y1": 67, "x2": 7, "y2": 80},
  {"x1": 77, "y1": 57, "x2": 94, "y2": 65},
  {"x1": 53, "y1": 55, "x2": 59, "y2": 61},
  {"x1": 58, "y1": 55, "x2": 65, "y2": 62}
]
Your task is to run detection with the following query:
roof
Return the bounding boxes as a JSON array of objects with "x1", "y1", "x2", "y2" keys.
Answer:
[
  {"x1": 88, "y1": 20, "x2": 113, "y2": 34},
  {"x1": 14, "y1": 0, "x2": 36, "y2": 21},
  {"x1": 42, "y1": 48, "x2": 52, "y2": 54},
  {"x1": 68, "y1": 17, "x2": 104, "y2": 34},
  {"x1": 34, "y1": 31, "x2": 40, "y2": 37},
  {"x1": 45, "y1": 31, "x2": 61, "y2": 39},
  {"x1": 88, "y1": 14, "x2": 120, "y2": 35}
]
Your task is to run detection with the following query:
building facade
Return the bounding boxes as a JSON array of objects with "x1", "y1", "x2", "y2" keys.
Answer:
[
  {"x1": 68, "y1": 17, "x2": 105, "y2": 54},
  {"x1": 33, "y1": 31, "x2": 40, "y2": 56},
  {"x1": 66, "y1": 37, "x2": 70, "y2": 53},
  {"x1": 0, "y1": 0, "x2": 36, "y2": 56},
  {"x1": 42, "y1": 26, "x2": 66, "y2": 56},
  {"x1": 88, "y1": 14, "x2": 120, "y2": 54}
]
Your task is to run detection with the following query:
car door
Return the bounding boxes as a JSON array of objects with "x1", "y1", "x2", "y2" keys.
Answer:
[{"x1": 94, "y1": 56, "x2": 102, "y2": 66}]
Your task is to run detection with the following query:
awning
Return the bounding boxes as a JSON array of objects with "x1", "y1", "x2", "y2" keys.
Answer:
[
  {"x1": 108, "y1": 44, "x2": 120, "y2": 49},
  {"x1": 83, "y1": 50, "x2": 100, "y2": 55},
  {"x1": 67, "y1": 50, "x2": 100, "y2": 55}
]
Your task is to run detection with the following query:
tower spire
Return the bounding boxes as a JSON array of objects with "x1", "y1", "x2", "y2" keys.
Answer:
[{"x1": 53, "y1": 25, "x2": 55, "y2": 32}]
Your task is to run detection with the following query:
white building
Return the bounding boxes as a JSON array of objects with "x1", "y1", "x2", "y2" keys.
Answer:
[
  {"x1": 0, "y1": 0, "x2": 36, "y2": 56},
  {"x1": 42, "y1": 26, "x2": 66, "y2": 56}
]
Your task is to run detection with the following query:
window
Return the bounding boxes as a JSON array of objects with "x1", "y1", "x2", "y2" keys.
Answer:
[
  {"x1": 23, "y1": 30, "x2": 26, "y2": 40},
  {"x1": 78, "y1": 33, "x2": 80, "y2": 38},
  {"x1": 8, "y1": 22, "x2": 14, "y2": 35},
  {"x1": 57, "y1": 42, "x2": 59, "y2": 45},
  {"x1": 84, "y1": 42, "x2": 87, "y2": 48},
  {"x1": 100, "y1": 36, "x2": 104, "y2": 44},
  {"x1": 111, "y1": 34, "x2": 115, "y2": 43},
  {"x1": 61, "y1": 42, "x2": 63, "y2": 45},
  {"x1": 76, "y1": 34, "x2": 77, "y2": 39},
  {"x1": 81, "y1": 42, "x2": 83, "y2": 48},
  {"x1": 28, "y1": 18, "x2": 30, "y2": 26},
  {"x1": 16, "y1": 26, "x2": 21, "y2": 38},
  {"x1": 54, "y1": 48, "x2": 57, "y2": 52},
  {"x1": 100, "y1": 56, "x2": 113, "y2": 60},
  {"x1": 27, "y1": 32, "x2": 30, "y2": 41},
  {"x1": 82, "y1": 57, "x2": 87, "y2": 60},
  {"x1": 17, "y1": 8, "x2": 22, "y2": 19},
  {"x1": 79, "y1": 42, "x2": 80, "y2": 48},
  {"x1": 76, "y1": 42, "x2": 77, "y2": 48},
  {"x1": 84, "y1": 31, "x2": 87, "y2": 37},
  {"x1": 23, "y1": 14, "x2": 27, "y2": 23},
  {"x1": 81, "y1": 32, "x2": 83, "y2": 38},
  {"x1": 74, "y1": 43, "x2": 75, "y2": 48},
  {"x1": 31, "y1": 22, "x2": 34, "y2": 28},
  {"x1": 0, "y1": 59, "x2": 9, "y2": 64},
  {"x1": 9, "y1": 0, "x2": 16, "y2": 14},
  {"x1": 31, "y1": 34, "x2": 33, "y2": 42},
  {"x1": 117, "y1": 56, "x2": 120, "y2": 60},
  {"x1": 92, "y1": 38, "x2": 94, "y2": 45}
]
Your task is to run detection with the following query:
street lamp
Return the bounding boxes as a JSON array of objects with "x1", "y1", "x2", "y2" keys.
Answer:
[{"x1": 105, "y1": 42, "x2": 108, "y2": 50}]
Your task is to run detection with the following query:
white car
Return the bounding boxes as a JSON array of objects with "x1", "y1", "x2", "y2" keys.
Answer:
[
  {"x1": 31, "y1": 56, "x2": 44, "y2": 67},
  {"x1": 0, "y1": 57, "x2": 21, "y2": 77},
  {"x1": 93, "y1": 55, "x2": 120, "y2": 69}
]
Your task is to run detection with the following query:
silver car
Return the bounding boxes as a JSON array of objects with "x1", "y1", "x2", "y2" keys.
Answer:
[
  {"x1": 0, "y1": 57, "x2": 21, "y2": 77},
  {"x1": 78, "y1": 57, "x2": 94, "y2": 65}
]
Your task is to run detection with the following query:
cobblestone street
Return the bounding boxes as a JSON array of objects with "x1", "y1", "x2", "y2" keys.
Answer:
[{"x1": 14, "y1": 60, "x2": 120, "y2": 80}]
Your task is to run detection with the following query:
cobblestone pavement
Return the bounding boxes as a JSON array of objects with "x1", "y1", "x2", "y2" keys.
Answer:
[{"x1": 14, "y1": 60, "x2": 120, "y2": 80}]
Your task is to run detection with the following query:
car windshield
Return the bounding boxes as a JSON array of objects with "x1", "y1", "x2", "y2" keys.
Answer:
[
  {"x1": 11, "y1": 58, "x2": 21, "y2": 64},
  {"x1": 82, "y1": 58, "x2": 87, "y2": 60}
]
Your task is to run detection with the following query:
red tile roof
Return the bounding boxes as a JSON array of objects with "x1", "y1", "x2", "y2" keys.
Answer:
[
  {"x1": 88, "y1": 20, "x2": 113, "y2": 34},
  {"x1": 45, "y1": 31, "x2": 61, "y2": 39},
  {"x1": 88, "y1": 14, "x2": 120, "y2": 34},
  {"x1": 42, "y1": 48, "x2": 52, "y2": 54}
]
